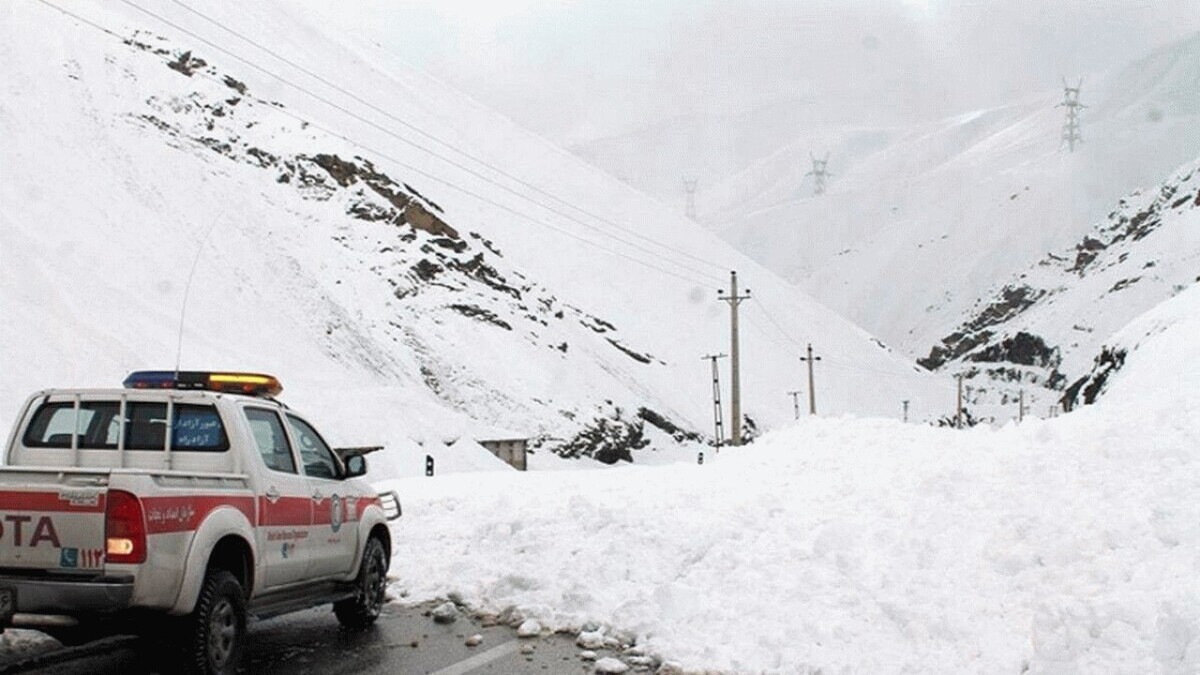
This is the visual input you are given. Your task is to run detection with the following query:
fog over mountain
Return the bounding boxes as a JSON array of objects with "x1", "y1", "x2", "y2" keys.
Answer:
[{"x1": 315, "y1": 0, "x2": 1200, "y2": 145}]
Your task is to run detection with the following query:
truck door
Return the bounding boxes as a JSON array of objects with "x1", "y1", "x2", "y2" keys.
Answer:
[
  {"x1": 242, "y1": 407, "x2": 311, "y2": 588},
  {"x1": 284, "y1": 414, "x2": 357, "y2": 580}
]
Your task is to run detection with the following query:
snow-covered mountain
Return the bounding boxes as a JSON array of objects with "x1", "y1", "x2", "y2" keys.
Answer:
[
  {"x1": 917, "y1": 158, "x2": 1200, "y2": 413},
  {"x1": 711, "y1": 31, "x2": 1200, "y2": 354},
  {"x1": 0, "y1": 0, "x2": 951, "y2": 476}
]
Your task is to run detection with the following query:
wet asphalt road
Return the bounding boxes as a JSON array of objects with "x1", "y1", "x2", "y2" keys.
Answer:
[{"x1": 1, "y1": 603, "x2": 603, "y2": 675}]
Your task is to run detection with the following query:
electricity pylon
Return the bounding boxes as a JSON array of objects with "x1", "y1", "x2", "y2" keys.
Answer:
[
  {"x1": 806, "y1": 152, "x2": 831, "y2": 196},
  {"x1": 682, "y1": 177, "x2": 698, "y2": 219},
  {"x1": 1058, "y1": 77, "x2": 1085, "y2": 152}
]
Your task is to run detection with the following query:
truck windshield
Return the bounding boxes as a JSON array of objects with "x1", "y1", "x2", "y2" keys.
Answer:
[{"x1": 23, "y1": 401, "x2": 229, "y2": 451}]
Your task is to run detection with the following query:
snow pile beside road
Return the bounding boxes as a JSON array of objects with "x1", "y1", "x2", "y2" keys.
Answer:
[{"x1": 382, "y1": 327, "x2": 1200, "y2": 673}]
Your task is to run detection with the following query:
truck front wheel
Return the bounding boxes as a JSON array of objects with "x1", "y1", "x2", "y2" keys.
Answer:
[
  {"x1": 184, "y1": 569, "x2": 247, "y2": 675},
  {"x1": 334, "y1": 536, "x2": 388, "y2": 629}
]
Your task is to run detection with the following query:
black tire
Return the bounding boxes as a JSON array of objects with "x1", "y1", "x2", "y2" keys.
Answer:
[
  {"x1": 182, "y1": 569, "x2": 247, "y2": 675},
  {"x1": 334, "y1": 536, "x2": 388, "y2": 629}
]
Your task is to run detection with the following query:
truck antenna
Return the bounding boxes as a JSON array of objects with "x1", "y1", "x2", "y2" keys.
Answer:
[{"x1": 174, "y1": 213, "x2": 223, "y2": 376}]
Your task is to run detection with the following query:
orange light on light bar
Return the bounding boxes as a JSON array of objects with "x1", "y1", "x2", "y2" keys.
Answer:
[{"x1": 208, "y1": 373, "x2": 283, "y2": 397}]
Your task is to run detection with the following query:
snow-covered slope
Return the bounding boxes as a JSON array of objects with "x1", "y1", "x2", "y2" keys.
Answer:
[
  {"x1": 384, "y1": 284, "x2": 1200, "y2": 673},
  {"x1": 0, "y1": 0, "x2": 951, "y2": 474},
  {"x1": 1062, "y1": 275, "x2": 1200, "y2": 411},
  {"x1": 917, "y1": 158, "x2": 1199, "y2": 413},
  {"x1": 713, "y1": 32, "x2": 1200, "y2": 354}
]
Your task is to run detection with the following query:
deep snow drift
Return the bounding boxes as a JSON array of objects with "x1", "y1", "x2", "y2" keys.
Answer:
[{"x1": 382, "y1": 285, "x2": 1200, "y2": 674}]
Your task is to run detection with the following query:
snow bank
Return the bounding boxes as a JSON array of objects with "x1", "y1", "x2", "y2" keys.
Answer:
[{"x1": 381, "y1": 386, "x2": 1200, "y2": 673}]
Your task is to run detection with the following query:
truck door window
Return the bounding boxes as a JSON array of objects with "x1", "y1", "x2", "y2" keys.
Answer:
[
  {"x1": 125, "y1": 403, "x2": 229, "y2": 451},
  {"x1": 244, "y1": 408, "x2": 296, "y2": 474},
  {"x1": 285, "y1": 415, "x2": 341, "y2": 480}
]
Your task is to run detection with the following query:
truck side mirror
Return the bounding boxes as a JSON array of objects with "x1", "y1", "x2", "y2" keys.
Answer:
[{"x1": 345, "y1": 454, "x2": 367, "y2": 478}]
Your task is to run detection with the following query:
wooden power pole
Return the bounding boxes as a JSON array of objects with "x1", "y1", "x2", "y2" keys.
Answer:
[
  {"x1": 800, "y1": 343, "x2": 821, "y2": 415},
  {"x1": 902, "y1": 399, "x2": 910, "y2": 423},
  {"x1": 1018, "y1": 390, "x2": 1025, "y2": 422},
  {"x1": 719, "y1": 272, "x2": 750, "y2": 445}
]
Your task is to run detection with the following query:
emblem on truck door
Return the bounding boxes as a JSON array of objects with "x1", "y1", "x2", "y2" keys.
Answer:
[{"x1": 330, "y1": 494, "x2": 343, "y2": 533}]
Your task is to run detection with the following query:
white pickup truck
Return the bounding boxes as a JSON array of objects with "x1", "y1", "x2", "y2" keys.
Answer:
[{"x1": 0, "y1": 371, "x2": 401, "y2": 675}]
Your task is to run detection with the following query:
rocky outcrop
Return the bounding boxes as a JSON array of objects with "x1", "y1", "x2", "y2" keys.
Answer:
[
  {"x1": 919, "y1": 159, "x2": 1199, "y2": 408},
  {"x1": 1062, "y1": 347, "x2": 1127, "y2": 410}
]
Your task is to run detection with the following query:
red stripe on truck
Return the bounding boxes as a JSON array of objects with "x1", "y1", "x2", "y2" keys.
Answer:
[
  {"x1": 141, "y1": 495, "x2": 256, "y2": 534},
  {"x1": 355, "y1": 496, "x2": 380, "y2": 520},
  {"x1": 256, "y1": 496, "x2": 311, "y2": 527},
  {"x1": 0, "y1": 491, "x2": 106, "y2": 513}
]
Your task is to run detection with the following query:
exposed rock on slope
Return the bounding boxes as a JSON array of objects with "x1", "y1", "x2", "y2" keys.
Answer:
[{"x1": 921, "y1": 158, "x2": 1200, "y2": 409}]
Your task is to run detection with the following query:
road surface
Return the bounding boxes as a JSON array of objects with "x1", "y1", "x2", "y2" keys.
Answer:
[{"x1": 0, "y1": 603, "x2": 602, "y2": 675}]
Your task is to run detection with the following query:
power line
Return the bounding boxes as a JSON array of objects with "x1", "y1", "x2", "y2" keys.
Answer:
[
  {"x1": 750, "y1": 299, "x2": 937, "y2": 382},
  {"x1": 35, "y1": 0, "x2": 723, "y2": 289},
  {"x1": 750, "y1": 298, "x2": 803, "y2": 349},
  {"x1": 117, "y1": 0, "x2": 728, "y2": 283},
  {"x1": 821, "y1": 357, "x2": 932, "y2": 381},
  {"x1": 163, "y1": 0, "x2": 728, "y2": 276}
]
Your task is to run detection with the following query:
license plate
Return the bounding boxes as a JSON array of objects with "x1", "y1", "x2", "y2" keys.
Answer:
[{"x1": 0, "y1": 586, "x2": 14, "y2": 624}]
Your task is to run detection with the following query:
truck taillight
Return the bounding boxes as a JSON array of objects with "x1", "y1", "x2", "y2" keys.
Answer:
[{"x1": 105, "y1": 490, "x2": 147, "y2": 564}]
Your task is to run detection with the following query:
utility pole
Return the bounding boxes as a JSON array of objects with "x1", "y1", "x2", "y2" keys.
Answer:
[
  {"x1": 800, "y1": 343, "x2": 821, "y2": 415},
  {"x1": 902, "y1": 399, "x2": 910, "y2": 423},
  {"x1": 787, "y1": 391, "x2": 802, "y2": 420},
  {"x1": 718, "y1": 271, "x2": 751, "y2": 445},
  {"x1": 682, "y1": 177, "x2": 698, "y2": 220},
  {"x1": 955, "y1": 374, "x2": 965, "y2": 429},
  {"x1": 702, "y1": 353, "x2": 728, "y2": 451},
  {"x1": 805, "y1": 152, "x2": 831, "y2": 196},
  {"x1": 1058, "y1": 77, "x2": 1085, "y2": 152},
  {"x1": 1018, "y1": 390, "x2": 1025, "y2": 422}
]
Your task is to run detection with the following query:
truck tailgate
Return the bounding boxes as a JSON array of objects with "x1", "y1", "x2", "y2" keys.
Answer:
[{"x1": 0, "y1": 469, "x2": 109, "y2": 572}]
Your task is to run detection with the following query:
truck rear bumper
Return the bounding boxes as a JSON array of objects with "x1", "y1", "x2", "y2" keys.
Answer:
[{"x1": 0, "y1": 574, "x2": 135, "y2": 622}]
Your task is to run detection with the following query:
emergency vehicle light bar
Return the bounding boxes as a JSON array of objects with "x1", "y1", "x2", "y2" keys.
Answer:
[{"x1": 123, "y1": 371, "x2": 283, "y2": 397}]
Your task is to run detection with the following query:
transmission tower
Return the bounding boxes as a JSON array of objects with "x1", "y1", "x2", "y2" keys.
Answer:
[
  {"x1": 805, "y1": 152, "x2": 831, "y2": 196},
  {"x1": 682, "y1": 177, "x2": 698, "y2": 219},
  {"x1": 1058, "y1": 77, "x2": 1085, "y2": 152}
]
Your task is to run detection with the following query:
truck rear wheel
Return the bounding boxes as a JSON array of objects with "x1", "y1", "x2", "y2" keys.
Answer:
[
  {"x1": 183, "y1": 569, "x2": 246, "y2": 675},
  {"x1": 334, "y1": 536, "x2": 388, "y2": 629}
]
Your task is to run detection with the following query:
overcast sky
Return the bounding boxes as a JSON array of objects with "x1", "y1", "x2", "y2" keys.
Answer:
[{"x1": 314, "y1": 0, "x2": 1200, "y2": 144}]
